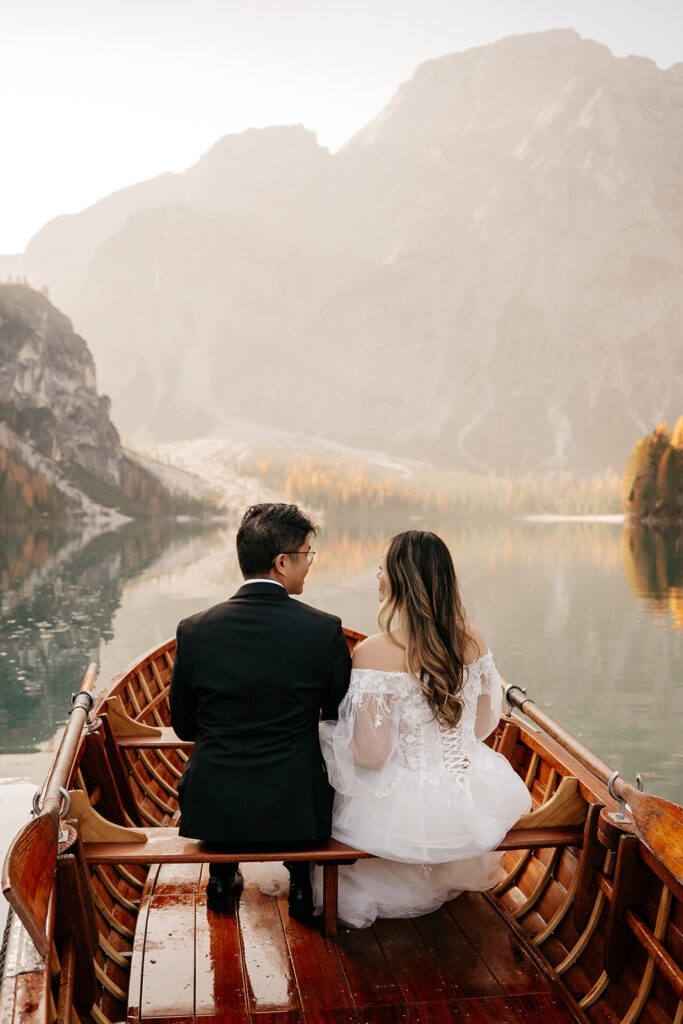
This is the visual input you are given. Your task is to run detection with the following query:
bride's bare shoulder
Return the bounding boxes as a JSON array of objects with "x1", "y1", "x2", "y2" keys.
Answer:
[
  {"x1": 464, "y1": 622, "x2": 488, "y2": 665},
  {"x1": 352, "y1": 631, "x2": 406, "y2": 671}
]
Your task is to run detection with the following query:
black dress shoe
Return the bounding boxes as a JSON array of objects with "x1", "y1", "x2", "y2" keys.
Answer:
[
  {"x1": 206, "y1": 869, "x2": 244, "y2": 912},
  {"x1": 287, "y1": 876, "x2": 314, "y2": 921}
]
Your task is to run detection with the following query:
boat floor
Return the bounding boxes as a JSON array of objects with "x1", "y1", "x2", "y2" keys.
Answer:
[{"x1": 128, "y1": 863, "x2": 581, "y2": 1024}]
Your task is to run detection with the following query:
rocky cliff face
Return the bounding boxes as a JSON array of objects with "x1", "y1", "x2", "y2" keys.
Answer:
[
  {"x1": 0, "y1": 284, "x2": 122, "y2": 485},
  {"x1": 4, "y1": 30, "x2": 683, "y2": 474},
  {"x1": 0, "y1": 284, "x2": 211, "y2": 519}
]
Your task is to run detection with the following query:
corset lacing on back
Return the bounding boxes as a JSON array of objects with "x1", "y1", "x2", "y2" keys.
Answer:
[{"x1": 438, "y1": 723, "x2": 471, "y2": 776}]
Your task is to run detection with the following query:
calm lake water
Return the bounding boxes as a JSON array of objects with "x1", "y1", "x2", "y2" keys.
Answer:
[{"x1": 1, "y1": 513, "x2": 681, "y2": 910}]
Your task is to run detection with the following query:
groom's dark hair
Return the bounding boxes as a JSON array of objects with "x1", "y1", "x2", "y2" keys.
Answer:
[{"x1": 237, "y1": 503, "x2": 318, "y2": 576}]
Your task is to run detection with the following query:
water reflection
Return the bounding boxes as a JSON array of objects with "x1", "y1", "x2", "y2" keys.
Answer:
[
  {"x1": 0, "y1": 515, "x2": 680, "y2": 801},
  {"x1": 0, "y1": 520, "x2": 221, "y2": 753},
  {"x1": 621, "y1": 526, "x2": 683, "y2": 631},
  {"x1": 309, "y1": 517, "x2": 682, "y2": 801}
]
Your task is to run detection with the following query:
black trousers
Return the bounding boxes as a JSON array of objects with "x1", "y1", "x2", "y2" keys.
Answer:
[{"x1": 207, "y1": 842, "x2": 315, "y2": 886}]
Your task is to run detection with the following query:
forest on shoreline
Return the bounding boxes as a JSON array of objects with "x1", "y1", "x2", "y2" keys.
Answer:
[
  {"x1": 239, "y1": 449, "x2": 622, "y2": 518},
  {"x1": 622, "y1": 417, "x2": 683, "y2": 524}
]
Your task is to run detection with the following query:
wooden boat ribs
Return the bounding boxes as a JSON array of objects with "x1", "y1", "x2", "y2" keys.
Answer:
[{"x1": 1, "y1": 636, "x2": 681, "y2": 1024}]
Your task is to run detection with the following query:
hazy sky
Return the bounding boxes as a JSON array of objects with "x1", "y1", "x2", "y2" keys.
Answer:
[{"x1": 2, "y1": 0, "x2": 682, "y2": 253}]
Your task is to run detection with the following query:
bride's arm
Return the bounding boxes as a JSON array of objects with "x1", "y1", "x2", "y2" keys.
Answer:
[
  {"x1": 474, "y1": 660, "x2": 505, "y2": 741},
  {"x1": 349, "y1": 693, "x2": 394, "y2": 770},
  {"x1": 344, "y1": 637, "x2": 399, "y2": 770}
]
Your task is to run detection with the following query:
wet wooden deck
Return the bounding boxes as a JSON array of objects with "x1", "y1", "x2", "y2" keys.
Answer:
[{"x1": 127, "y1": 864, "x2": 584, "y2": 1024}]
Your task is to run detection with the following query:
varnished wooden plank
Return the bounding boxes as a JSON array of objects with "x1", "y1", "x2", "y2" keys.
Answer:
[
  {"x1": 354, "y1": 1008, "x2": 411, "y2": 1024},
  {"x1": 625, "y1": 906, "x2": 683, "y2": 1000},
  {"x1": 604, "y1": 834, "x2": 640, "y2": 981},
  {"x1": 195, "y1": 888, "x2": 249, "y2": 1022},
  {"x1": 141, "y1": 1017, "x2": 193, "y2": 1024},
  {"x1": 84, "y1": 831, "x2": 374, "y2": 864},
  {"x1": 514, "y1": 778, "x2": 587, "y2": 831},
  {"x1": 239, "y1": 881, "x2": 301, "y2": 1014},
  {"x1": 294, "y1": 1014, "x2": 359, "y2": 1024},
  {"x1": 2, "y1": 813, "x2": 57, "y2": 956},
  {"x1": 0, "y1": 973, "x2": 50, "y2": 1024},
  {"x1": 56, "y1": 935, "x2": 76, "y2": 1024},
  {"x1": 83, "y1": 830, "x2": 579, "y2": 867},
  {"x1": 323, "y1": 863, "x2": 339, "y2": 936},
  {"x1": 446, "y1": 894, "x2": 552, "y2": 996},
  {"x1": 456, "y1": 996, "x2": 521, "y2": 1023},
  {"x1": 127, "y1": 864, "x2": 158, "y2": 1024},
  {"x1": 373, "y1": 919, "x2": 451, "y2": 1004},
  {"x1": 497, "y1": 723, "x2": 521, "y2": 765},
  {"x1": 54, "y1": 852, "x2": 98, "y2": 1015},
  {"x1": 116, "y1": 727, "x2": 193, "y2": 750},
  {"x1": 408, "y1": 1000, "x2": 467, "y2": 1022},
  {"x1": 100, "y1": 712, "x2": 144, "y2": 824},
  {"x1": 508, "y1": 992, "x2": 578, "y2": 1023},
  {"x1": 278, "y1": 895, "x2": 357, "y2": 1022},
  {"x1": 81, "y1": 728, "x2": 131, "y2": 826},
  {"x1": 154, "y1": 862, "x2": 202, "y2": 896},
  {"x1": 140, "y1": 892, "x2": 195, "y2": 1018},
  {"x1": 196, "y1": 1013, "x2": 251, "y2": 1023},
  {"x1": 413, "y1": 907, "x2": 504, "y2": 998},
  {"x1": 498, "y1": 828, "x2": 583, "y2": 851},
  {"x1": 250, "y1": 1012, "x2": 305, "y2": 1024},
  {"x1": 573, "y1": 804, "x2": 605, "y2": 931},
  {"x1": 334, "y1": 926, "x2": 406, "y2": 1007}
]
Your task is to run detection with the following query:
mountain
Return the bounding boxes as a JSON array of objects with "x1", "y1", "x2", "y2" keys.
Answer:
[
  {"x1": 0, "y1": 284, "x2": 213, "y2": 519},
  {"x1": 4, "y1": 29, "x2": 683, "y2": 474}
]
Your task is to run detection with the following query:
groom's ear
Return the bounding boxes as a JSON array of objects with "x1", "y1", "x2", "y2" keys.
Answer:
[{"x1": 272, "y1": 553, "x2": 287, "y2": 575}]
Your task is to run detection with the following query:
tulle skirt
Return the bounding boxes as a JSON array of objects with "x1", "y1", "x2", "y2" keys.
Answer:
[
  {"x1": 313, "y1": 851, "x2": 505, "y2": 929},
  {"x1": 313, "y1": 744, "x2": 531, "y2": 928}
]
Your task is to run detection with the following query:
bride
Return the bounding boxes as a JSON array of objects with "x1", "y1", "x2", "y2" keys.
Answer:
[{"x1": 313, "y1": 530, "x2": 532, "y2": 928}]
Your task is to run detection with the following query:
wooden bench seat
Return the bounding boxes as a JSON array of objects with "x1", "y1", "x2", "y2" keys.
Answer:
[{"x1": 82, "y1": 827, "x2": 584, "y2": 936}]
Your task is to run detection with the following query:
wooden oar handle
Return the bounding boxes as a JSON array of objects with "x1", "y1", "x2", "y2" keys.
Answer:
[
  {"x1": 80, "y1": 662, "x2": 98, "y2": 694},
  {"x1": 608, "y1": 770, "x2": 641, "y2": 804},
  {"x1": 503, "y1": 682, "x2": 615, "y2": 785}
]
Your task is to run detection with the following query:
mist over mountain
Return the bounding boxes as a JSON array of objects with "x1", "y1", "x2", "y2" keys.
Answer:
[{"x1": 4, "y1": 29, "x2": 683, "y2": 474}]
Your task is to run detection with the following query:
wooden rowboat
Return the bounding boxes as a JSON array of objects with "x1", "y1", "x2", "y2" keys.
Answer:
[{"x1": 1, "y1": 630, "x2": 682, "y2": 1024}]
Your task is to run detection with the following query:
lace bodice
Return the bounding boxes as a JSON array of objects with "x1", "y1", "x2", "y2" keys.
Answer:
[{"x1": 321, "y1": 652, "x2": 504, "y2": 798}]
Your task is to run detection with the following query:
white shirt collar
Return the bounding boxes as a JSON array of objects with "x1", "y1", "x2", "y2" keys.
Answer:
[{"x1": 242, "y1": 578, "x2": 285, "y2": 589}]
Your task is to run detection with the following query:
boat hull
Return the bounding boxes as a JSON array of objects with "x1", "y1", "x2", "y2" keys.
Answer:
[{"x1": 1, "y1": 635, "x2": 681, "y2": 1024}]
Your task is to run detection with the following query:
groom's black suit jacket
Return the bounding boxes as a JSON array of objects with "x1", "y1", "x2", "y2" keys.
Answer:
[{"x1": 169, "y1": 582, "x2": 351, "y2": 844}]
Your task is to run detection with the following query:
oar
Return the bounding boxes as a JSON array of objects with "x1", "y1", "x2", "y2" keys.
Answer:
[
  {"x1": 608, "y1": 773, "x2": 683, "y2": 886},
  {"x1": 504, "y1": 684, "x2": 683, "y2": 889},
  {"x1": 2, "y1": 663, "x2": 99, "y2": 955},
  {"x1": 41, "y1": 662, "x2": 98, "y2": 816}
]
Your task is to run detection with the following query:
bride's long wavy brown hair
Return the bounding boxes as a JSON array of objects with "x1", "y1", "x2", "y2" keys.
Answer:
[{"x1": 378, "y1": 531, "x2": 475, "y2": 728}]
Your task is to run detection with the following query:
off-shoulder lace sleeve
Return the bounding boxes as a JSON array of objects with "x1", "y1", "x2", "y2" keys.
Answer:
[
  {"x1": 319, "y1": 669, "x2": 401, "y2": 796},
  {"x1": 473, "y1": 652, "x2": 504, "y2": 741}
]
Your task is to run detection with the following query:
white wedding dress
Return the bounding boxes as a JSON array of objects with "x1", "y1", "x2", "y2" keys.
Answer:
[{"x1": 313, "y1": 651, "x2": 532, "y2": 928}]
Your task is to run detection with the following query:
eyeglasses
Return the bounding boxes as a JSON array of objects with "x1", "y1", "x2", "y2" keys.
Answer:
[{"x1": 281, "y1": 550, "x2": 316, "y2": 564}]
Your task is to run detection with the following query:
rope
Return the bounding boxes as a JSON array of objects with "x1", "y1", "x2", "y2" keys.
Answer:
[{"x1": 0, "y1": 904, "x2": 13, "y2": 982}]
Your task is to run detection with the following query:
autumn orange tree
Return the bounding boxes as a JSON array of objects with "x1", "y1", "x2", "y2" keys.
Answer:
[{"x1": 623, "y1": 417, "x2": 683, "y2": 521}]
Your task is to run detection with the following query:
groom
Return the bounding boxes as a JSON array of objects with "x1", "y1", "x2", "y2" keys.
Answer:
[{"x1": 169, "y1": 502, "x2": 351, "y2": 918}]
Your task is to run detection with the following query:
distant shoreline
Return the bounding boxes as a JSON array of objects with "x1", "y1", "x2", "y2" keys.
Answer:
[{"x1": 516, "y1": 514, "x2": 625, "y2": 523}]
